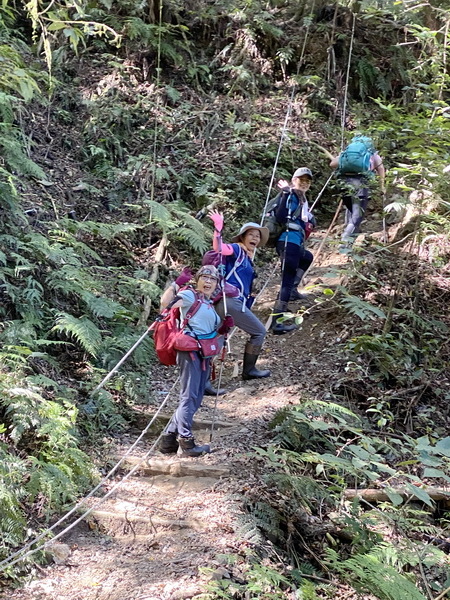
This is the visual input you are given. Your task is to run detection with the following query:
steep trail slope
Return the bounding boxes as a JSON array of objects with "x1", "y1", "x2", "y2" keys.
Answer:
[{"x1": 1, "y1": 221, "x2": 378, "y2": 600}]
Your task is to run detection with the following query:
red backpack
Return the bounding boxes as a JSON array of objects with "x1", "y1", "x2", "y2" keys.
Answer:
[{"x1": 149, "y1": 289, "x2": 202, "y2": 366}]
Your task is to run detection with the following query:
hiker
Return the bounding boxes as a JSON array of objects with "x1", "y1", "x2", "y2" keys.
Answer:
[
  {"x1": 160, "y1": 267, "x2": 226, "y2": 397},
  {"x1": 330, "y1": 135, "x2": 385, "y2": 249},
  {"x1": 270, "y1": 167, "x2": 316, "y2": 335},
  {"x1": 207, "y1": 211, "x2": 271, "y2": 381},
  {"x1": 159, "y1": 265, "x2": 223, "y2": 457}
]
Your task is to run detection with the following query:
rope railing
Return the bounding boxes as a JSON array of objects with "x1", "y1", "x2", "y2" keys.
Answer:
[{"x1": 0, "y1": 372, "x2": 179, "y2": 572}]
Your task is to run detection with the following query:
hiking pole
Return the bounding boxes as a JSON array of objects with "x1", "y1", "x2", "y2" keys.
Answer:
[
  {"x1": 382, "y1": 190, "x2": 388, "y2": 244},
  {"x1": 209, "y1": 240, "x2": 229, "y2": 442},
  {"x1": 209, "y1": 347, "x2": 226, "y2": 442}
]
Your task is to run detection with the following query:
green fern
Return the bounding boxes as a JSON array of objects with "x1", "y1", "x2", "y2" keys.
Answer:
[
  {"x1": 81, "y1": 291, "x2": 125, "y2": 319},
  {"x1": 325, "y1": 548, "x2": 427, "y2": 600},
  {"x1": 51, "y1": 312, "x2": 103, "y2": 357},
  {"x1": 145, "y1": 198, "x2": 209, "y2": 253}
]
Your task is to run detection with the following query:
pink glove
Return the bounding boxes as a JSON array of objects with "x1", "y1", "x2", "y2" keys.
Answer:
[
  {"x1": 218, "y1": 315, "x2": 234, "y2": 335},
  {"x1": 208, "y1": 210, "x2": 224, "y2": 232},
  {"x1": 175, "y1": 267, "x2": 194, "y2": 286}
]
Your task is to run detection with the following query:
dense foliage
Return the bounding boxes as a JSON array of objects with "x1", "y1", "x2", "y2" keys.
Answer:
[{"x1": 0, "y1": 0, "x2": 449, "y2": 596}]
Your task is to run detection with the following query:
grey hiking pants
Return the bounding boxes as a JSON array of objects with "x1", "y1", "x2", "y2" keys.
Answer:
[
  {"x1": 167, "y1": 351, "x2": 210, "y2": 438},
  {"x1": 341, "y1": 177, "x2": 370, "y2": 242},
  {"x1": 215, "y1": 296, "x2": 266, "y2": 347}
]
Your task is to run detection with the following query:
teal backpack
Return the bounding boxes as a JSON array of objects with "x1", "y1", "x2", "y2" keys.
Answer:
[{"x1": 338, "y1": 136, "x2": 376, "y2": 175}]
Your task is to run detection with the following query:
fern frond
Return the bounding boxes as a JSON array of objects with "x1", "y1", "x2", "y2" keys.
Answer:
[
  {"x1": 144, "y1": 198, "x2": 173, "y2": 228},
  {"x1": 51, "y1": 312, "x2": 102, "y2": 357},
  {"x1": 81, "y1": 291, "x2": 125, "y2": 319},
  {"x1": 326, "y1": 548, "x2": 427, "y2": 600},
  {"x1": 340, "y1": 294, "x2": 386, "y2": 321},
  {"x1": 176, "y1": 227, "x2": 208, "y2": 253}
]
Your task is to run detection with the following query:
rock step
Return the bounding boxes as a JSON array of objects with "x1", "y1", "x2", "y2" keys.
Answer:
[
  {"x1": 82, "y1": 508, "x2": 207, "y2": 536},
  {"x1": 77, "y1": 472, "x2": 223, "y2": 539},
  {"x1": 118, "y1": 455, "x2": 231, "y2": 478}
]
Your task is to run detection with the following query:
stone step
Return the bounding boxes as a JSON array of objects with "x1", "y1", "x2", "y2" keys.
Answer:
[
  {"x1": 77, "y1": 472, "x2": 223, "y2": 538},
  {"x1": 118, "y1": 455, "x2": 231, "y2": 478},
  {"x1": 82, "y1": 508, "x2": 206, "y2": 536}
]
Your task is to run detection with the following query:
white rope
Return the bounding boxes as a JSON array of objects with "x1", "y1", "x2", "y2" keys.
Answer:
[
  {"x1": 340, "y1": 12, "x2": 356, "y2": 150},
  {"x1": 310, "y1": 172, "x2": 334, "y2": 211},
  {"x1": 0, "y1": 376, "x2": 179, "y2": 572},
  {"x1": 259, "y1": 1, "x2": 316, "y2": 225},
  {"x1": 92, "y1": 327, "x2": 151, "y2": 393},
  {"x1": 259, "y1": 100, "x2": 294, "y2": 225}
]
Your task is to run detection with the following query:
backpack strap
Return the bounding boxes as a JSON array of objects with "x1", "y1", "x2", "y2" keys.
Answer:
[
  {"x1": 225, "y1": 245, "x2": 246, "y2": 283},
  {"x1": 179, "y1": 288, "x2": 203, "y2": 329},
  {"x1": 290, "y1": 191, "x2": 306, "y2": 221},
  {"x1": 281, "y1": 190, "x2": 305, "y2": 224},
  {"x1": 225, "y1": 246, "x2": 252, "y2": 312}
]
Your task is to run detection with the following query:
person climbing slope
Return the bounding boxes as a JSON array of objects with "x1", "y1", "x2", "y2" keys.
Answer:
[
  {"x1": 330, "y1": 135, "x2": 385, "y2": 250},
  {"x1": 207, "y1": 210, "x2": 271, "y2": 381},
  {"x1": 159, "y1": 265, "x2": 222, "y2": 457},
  {"x1": 270, "y1": 167, "x2": 316, "y2": 335}
]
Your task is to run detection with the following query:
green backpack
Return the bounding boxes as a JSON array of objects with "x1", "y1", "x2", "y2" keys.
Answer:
[{"x1": 338, "y1": 136, "x2": 376, "y2": 175}]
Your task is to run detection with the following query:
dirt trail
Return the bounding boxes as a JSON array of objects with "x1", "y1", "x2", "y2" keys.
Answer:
[{"x1": 1, "y1": 222, "x2": 371, "y2": 600}]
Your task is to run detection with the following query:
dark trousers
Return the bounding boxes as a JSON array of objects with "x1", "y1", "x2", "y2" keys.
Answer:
[
  {"x1": 167, "y1": 351, "x2": 210, "y2": 438},
  {"x1": 341, "y1": 177, "x2": 370, "y2": 242},
  {"x1": 276, "y1": 241, "x2": 313, "y2": 304}
]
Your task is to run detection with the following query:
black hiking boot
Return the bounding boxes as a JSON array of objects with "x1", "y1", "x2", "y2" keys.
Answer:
[
  {"x1": 203, "y1": 380, "x2": 226, "y2": 396},
  {"x1": 289, "y1": 269, "x2": 306, "y2": 301},
  {"x1": 289, "y1": 288, "x2": 308, "y2": 301},
  {"x1": 159, "y1": 432, "x2": 179, "y2": 455},
  {"x1": 270, "y1": 302, "x2": 297, "y2": 335},
  {"x1": 242, "y1": 343, "x2": 271, "y2": 380},
  {"x1": 178, "y1": 436, "x2": 210, "y2": 457},
  {"x1": 271, "y1": 319, "x2": 297, "y2": 335}
]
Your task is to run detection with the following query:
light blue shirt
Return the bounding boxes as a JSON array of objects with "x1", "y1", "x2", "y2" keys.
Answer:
[{"x1": 178, "y1": 289, "x2": 220, "y2": 337}]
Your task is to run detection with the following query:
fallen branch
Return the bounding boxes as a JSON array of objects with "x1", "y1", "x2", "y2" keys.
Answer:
[{"x1": 138, "y1": 233, "x2": 168, "y2": 327}]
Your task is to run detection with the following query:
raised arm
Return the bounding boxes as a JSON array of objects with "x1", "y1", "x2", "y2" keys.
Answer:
[
  {"x1": 208, "y1": 210, "x2": 234, "y2": 255},
  {"x1": 329, "y1": 155, "x2": 339, "y2": 169}
]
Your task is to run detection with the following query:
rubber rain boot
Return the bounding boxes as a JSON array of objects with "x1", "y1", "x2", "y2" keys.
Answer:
[
  {"x1": 290, "y1": 269, "x2": 307, "y2": 301},
  {"x1": 271, "y1": 301, "x2": 297, "y2": 335},
  {"x1": 242, "y1": 342, "x2": 271, "y2": 380},
  {"x1": 203, "y1": 380, "x2": 226, "y2": 396},
  {"x1": 179, "y1": 436, "x2": 210, "y2": 457},
  {"x1": 159, "y1": 432, "x2": 179, "y2": 455}
]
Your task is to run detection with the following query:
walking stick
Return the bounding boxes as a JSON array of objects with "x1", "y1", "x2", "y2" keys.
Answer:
[{"x1": 209, "y1": 230, "x2": 229, "y2": 442}]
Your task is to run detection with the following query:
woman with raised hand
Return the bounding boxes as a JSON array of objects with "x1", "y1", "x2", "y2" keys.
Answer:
[
  {"x1": 271, "y1": 167, "x2": 316, "y2": 335},
  {"x1": 159, "y1": 265, "x2": 222, "y2": 458},
  {"x1": 207, "y1": 210, "x2": 271, "y2": 381}
]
